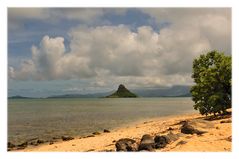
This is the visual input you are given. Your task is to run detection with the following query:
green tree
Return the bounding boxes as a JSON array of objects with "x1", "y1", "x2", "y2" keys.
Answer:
[{"x1": 190, "y1": 50, "x2": 231, "y2": 116}]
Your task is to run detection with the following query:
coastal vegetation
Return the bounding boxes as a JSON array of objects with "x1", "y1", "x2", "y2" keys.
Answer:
[{"x1": 191, "y1": 51, "x2": 231, "y2": 116}]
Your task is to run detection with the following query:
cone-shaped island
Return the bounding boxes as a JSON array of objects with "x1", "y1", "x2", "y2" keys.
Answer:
[{"x1": 106, "y1": 84, "x2": 138, "y2": 98}]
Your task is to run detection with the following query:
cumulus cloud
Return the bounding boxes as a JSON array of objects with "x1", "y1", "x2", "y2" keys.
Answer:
[
  {"x1": 9, "y1": 35, "x2": 95, "y2": 80},
  {"x1": 142, "y1": 8, "x2": 231, "y2": 74},
  {"x1": 68, "y1": 25, "x2": 161, "y2": 76},
  {"x1": 9, "y1": 26, "x2": 161, "y2": 81},
  {"x1": 142, "y1": 8, "x2": 231, "y2": 53},
  {"x1": 9, "y1": 8, "x2": 231, "y2": 87}
]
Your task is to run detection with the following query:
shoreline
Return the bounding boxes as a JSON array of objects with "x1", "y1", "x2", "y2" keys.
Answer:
[
  {"x1": 11, "y1": 112, "x2": 231, "y2": 152},
  {"x1": 8, "y1": 96, "x2": 194, "y2": 149},
  {"x1": 8, "y1": 111, "x2": 196, "y2": 149}
]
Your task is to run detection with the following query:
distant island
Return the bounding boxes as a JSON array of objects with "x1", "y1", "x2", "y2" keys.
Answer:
[
  {"x1": 106, "y1": 84, "x2": 137, "y2": 98},
  {"x1": 9, "y1": 85, "x2": 192, "y2": 99},
  {"x1": 8, "y1": 95, "x2": 32, "y2": 99},
  {"x1": 47, "y1": 92, "x2": 112, "y2": 99}
]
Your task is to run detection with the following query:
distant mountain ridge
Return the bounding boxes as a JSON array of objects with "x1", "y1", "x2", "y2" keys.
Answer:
[
  {"x1": 9, "y1": 85, "x2": 191, "y2": 99},
  {"x1": 47, "y1": 91, "x2": 113, "y2": 98},
  {"x1": 8, "y1": 95, "x2": 32, "y2": 99},
  {"x1": 106, "y1": 84, "x2": 137, "y2": 98},
  {"x1": 132, "y1": 85, "x2": 191, "y2": 97}
]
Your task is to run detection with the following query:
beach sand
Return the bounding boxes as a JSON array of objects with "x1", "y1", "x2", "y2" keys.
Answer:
[{"x1": 18, "y1": 112, "x2": 231, "y2": 152}]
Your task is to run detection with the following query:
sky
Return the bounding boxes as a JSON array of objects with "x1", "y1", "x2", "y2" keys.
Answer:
[{"x1": 8, "y1": 8, "x2": 231, "y2": 97}]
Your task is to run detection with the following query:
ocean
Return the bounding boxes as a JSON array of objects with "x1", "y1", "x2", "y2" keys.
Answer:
[{"x1": 8, "y1": 97, "x2": 195, "y2": 144}]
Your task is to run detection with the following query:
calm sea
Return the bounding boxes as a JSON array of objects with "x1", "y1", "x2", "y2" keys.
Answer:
[{"x1": 8, "y1": 97, "x2": 195, "y2": 144}]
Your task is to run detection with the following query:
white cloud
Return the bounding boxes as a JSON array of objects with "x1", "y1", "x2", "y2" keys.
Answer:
[
  {"x1": 9, "y1": 35, "x2": 95, "y2": 80},
  {"x1": 8, "y1": 25, "x2": 203, "y2": 86},
  {"x1": 31, "y1": 36, "x2": 65, "y2": 80},
  {"x1": 9, "y1": 60, "x2": 36, "y2": 80},
  {"x1": 68, "y1": 25, "x2": 161, "y2": 77},
  {"x1": 142, "y1": 8, "x2": 231, "y2": 74},
  {"x1": 142, "y1": 8, "x2": 231, "y2": 54},
  {"x1": 9, "y1": 8, "x2": 231, "y2": 88}
]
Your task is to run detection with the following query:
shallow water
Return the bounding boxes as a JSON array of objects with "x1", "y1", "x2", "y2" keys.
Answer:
[{"x1": 8, "y1": 97, "x2": 195, "y2": 144}]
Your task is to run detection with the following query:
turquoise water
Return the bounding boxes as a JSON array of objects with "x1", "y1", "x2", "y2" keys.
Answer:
[{"x1": 8, "y1": 97, "x2": 195, "y2": 144}]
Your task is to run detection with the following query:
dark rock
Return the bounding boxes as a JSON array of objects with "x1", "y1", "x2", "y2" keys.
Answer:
[
  {"x1": 193, "y1": 129, "x2": 207, "y2": 135},
  {"x1": 115, "y1": 138, "x2": 138, "y2": 151},
  {"x1": 101, "y1": 149, "x2": 114, "y2": 152},
  {"x1": 17, "y1": 142, "x2": 28, "y2": 149},
  {"x1": 29, "y1": 141, "x2": 38, "y2": 146},
  {"x1": 86, "y1": 135, "x2": 95, "y2": 138},
  {"x1": 18, "y1": 142, "x2": 28, "y2": 147},
  {"x1": 8, "y1": 142, "x2": 15, "y2": 148},
  {"x1": 140, "y1": 134, "x2": 154, "y2": 143},
  {"x1": 220, "y1": 119, "x2": 232, "y2": 123},
  {"x1": 176, "y1": 140, "x2": 187, "y2": 146},
  {"x1": 181, "y1": 122, "x2": 195, "y2": 134},
  {"x1": 154, "y1": 135, "x2": 170, "y2": 149},
  {"x1": 138, "y1": 144, "x2": 155, "y2": 151},
  {"x1": 104, "y1": 129, "x2": 110, "y2": 133},
  {"x1": 93, "y1": 132, "x2": 101, "y2": 135},
  {"x1": 181, "y1": 121, "x2": 207, "y2": 135},
  {"x1": 138, "y1": 134, "x2": 155, "y2": 151},
  {"x1": 86, "y1": 149, "x2": 95, "y2": 152},
  {"x1": 226, "y1": 136, "x2": 232, "y2": 142},
  {"x1": 37, "y1": 139, "x2": 45, "y2": 144},
  {"x1": 174, "y1": 120, "x2": 187, "y2": 126},
  {"x1": 154, "y1": 132, "x2": 181, "y2": 149},
  {"x1": 168, "y1": 127, "x2": 174, "y2": 131},
  {"x1": 49, "y1": 141, "x2": 54, "y2": 145},
  {"x1": 62, "y1": 136, "x2": 74, "y2": 141}
]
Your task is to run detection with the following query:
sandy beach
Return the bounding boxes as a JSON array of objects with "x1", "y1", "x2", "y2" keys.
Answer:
[{"x1": 15, "y1": 112, "x2": 231, "y2": 152}]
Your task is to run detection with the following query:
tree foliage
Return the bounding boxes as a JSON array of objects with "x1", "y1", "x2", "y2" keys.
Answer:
[{"x1": 190, "y1": 50, "x2": 231, "y2": 116}]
